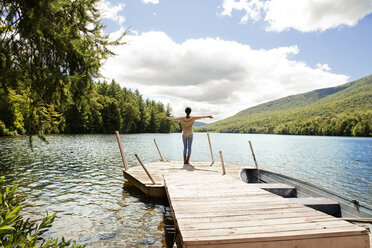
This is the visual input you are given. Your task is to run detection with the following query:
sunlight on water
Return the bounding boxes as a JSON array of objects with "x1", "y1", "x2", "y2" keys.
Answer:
[{"x1": 0, "y1": 133, "x2": 371, "y2": 247}]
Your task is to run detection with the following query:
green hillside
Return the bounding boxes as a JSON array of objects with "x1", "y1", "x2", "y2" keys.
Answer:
[{"x1": 197, "y1": 75, "x2": 372, "y2": 136}]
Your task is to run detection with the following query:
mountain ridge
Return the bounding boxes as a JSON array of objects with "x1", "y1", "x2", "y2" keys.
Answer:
[{"x1": 197, "y1": 74, "x2": 372, "y2": 136}]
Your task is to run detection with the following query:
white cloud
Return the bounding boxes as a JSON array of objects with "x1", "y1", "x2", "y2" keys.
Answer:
[
  {"x1": 220, "y1": 0, "x2": 372, "y2": 32},
  {"x1": 101, "y1": 31, "x2": 349, "y2": 120},
  {"x1": 221, "y1": 0, "x2": 264, "y2": 23},
  {"x1": 97, "y1": 0, "x2": 126, "y2": 26},
  {"x1": 316, "y1": 63, "x2": 331, "y2": 72},
  {"x1": 143, "y1": 0, "x2": 159, "y2": 4}
]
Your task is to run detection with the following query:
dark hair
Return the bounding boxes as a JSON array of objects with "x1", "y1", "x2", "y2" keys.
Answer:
[{"x1": 185, "y1": 107, "x2": 191, "y2": 116}]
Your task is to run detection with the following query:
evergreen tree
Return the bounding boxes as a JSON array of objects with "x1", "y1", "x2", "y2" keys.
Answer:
[
  {"x1": 135, "y1": 93, "x2": 148, "y2": 132},
  {"x1": 147, "y1": 106, "x2": 160, "y2": 133}
]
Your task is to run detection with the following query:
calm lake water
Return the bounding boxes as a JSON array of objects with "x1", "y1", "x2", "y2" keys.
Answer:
[{"x1": 0, "y1": 133, "x2": 371, "y2": 247}]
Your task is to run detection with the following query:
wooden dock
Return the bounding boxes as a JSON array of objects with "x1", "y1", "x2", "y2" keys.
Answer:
[
  {"x1": 123, "y1": 161, "x2": 370, "y2": 248},
  {"x1": 123, "y1": 161, "x2": 243, "y2": 198}
]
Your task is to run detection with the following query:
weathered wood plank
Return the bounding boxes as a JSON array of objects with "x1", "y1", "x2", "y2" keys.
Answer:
[
  {"x1": 179, "y1": 215, "x2": 335, "y2": 230},
  {"x1": 172, "y1": 202, "x2": 308, "y2": 214},
  {"x1": 186, "y1": 235, "x2": 369, "y2": 248},
  {"x1": 177, "y1": 209, "x2": 328, "y2": 222},
  {"x1": 181, "y1": 226, "x2": 367, "y2": 243},
  {"x1": 180, "y1": 220, "x2": 356, "y2": 238}
]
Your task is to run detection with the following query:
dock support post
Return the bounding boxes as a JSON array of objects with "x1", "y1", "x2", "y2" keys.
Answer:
[
  {"x1": 207, "y1": 133, "x2": 214, "y2": 166},
  {"x1": 153, "y1": 139, "x2": 164, "y2": 161},
  {"x1": 249, "y1": 140, "x2": 260, "y2": 181},
  {"x1": 135, "y1": 154, "x2": 156, "y2": 185},
  {"x1": 115, "y1": 131, "x2": 128, "y2": 171},
  {"x1": 219, "y1": 151, "x2": 226, "y2": 175}
]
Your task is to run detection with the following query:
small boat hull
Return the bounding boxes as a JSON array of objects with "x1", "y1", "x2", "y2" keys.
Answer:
[{"x1": 240, "y1": 168, "x2": 372, "y2": 219}]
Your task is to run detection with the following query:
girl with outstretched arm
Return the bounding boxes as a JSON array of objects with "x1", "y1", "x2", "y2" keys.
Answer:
[{"x1": 161, "y1": 107, "x2": 213, "y2": 164}]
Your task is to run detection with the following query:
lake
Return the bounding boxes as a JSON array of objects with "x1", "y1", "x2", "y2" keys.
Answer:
[{"x1": 0, "y1": 133, "x2": 371, "y2": 247}]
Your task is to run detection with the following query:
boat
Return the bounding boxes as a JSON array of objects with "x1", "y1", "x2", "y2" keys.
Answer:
[{"x1": 240, "y1": 167, "x2": 372, "y2": 220}]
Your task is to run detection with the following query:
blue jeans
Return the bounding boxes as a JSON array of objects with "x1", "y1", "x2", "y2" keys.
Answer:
[{"x1": 182, "y1": 134, "x2": 193, "y2": 157}]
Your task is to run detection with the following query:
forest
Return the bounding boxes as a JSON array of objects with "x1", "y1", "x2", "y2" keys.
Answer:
[
  {"x1": 0, "y1": 79, "x2": 180, "y2": 136},
  {"x1": 198, "y1": 111, "x2": 371, "y2": 137}
]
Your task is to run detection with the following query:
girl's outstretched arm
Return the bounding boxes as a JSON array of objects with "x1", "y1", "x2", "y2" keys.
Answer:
[
  {"x1": 193, "y1": 115, "x2": 213, "y2": 120},
  {"x1": 161, "y1": 116, "x2": 183, "y2": 121}
]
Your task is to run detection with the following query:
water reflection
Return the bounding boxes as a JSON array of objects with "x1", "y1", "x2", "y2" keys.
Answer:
[
  {"x1": 122, "y1": 182, "x2": 176, "y2": 248},
  {"x1": 0, "y1": 133, "x2": 371, "y2": 247}
]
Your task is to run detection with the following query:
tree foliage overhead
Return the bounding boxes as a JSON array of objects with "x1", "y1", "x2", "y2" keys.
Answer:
[
  {"x1": 0, "y1": 0, "x2": 123, "y2": 140},
  {"x1": 0, "y1": 0, "x2": 179, "y2": 136},
  {"x1": 197, "y1": 74, "x2": 372, "y2": 137}
]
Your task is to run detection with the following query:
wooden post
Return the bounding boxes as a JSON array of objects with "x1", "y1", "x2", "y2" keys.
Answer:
[
  {"x1": 115, "y1": 131, "x2": 128, "y2": 171},
  {"x1": 153, "y1": 139, "x2": 164, "y2": 161},
  {"x1": 135, "y1": 154, "x2": 156, "y2": 185},
  {"x1": 249, "y1": 140, "x2": 260, "y2": 181},
  {"x1": 219, "y1": 151, "x2": 226, "y2": 175},
  {"x1": 207, "y1": 133, "x2": 214, "y2": 166}
]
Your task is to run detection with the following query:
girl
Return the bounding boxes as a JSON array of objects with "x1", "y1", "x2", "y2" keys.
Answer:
[{"x1": 162, "y1": 107, "x2": 213, "y2": 164}]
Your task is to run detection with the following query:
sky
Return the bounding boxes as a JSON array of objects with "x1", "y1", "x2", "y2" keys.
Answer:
[{"x1": 98, "y1": 0, "x2": 372, "y2": 121}]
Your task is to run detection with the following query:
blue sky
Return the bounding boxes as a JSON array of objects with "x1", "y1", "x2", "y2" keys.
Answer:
[{"x1": 98, "y1": 0, "x2": 372, "y2": 120}]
